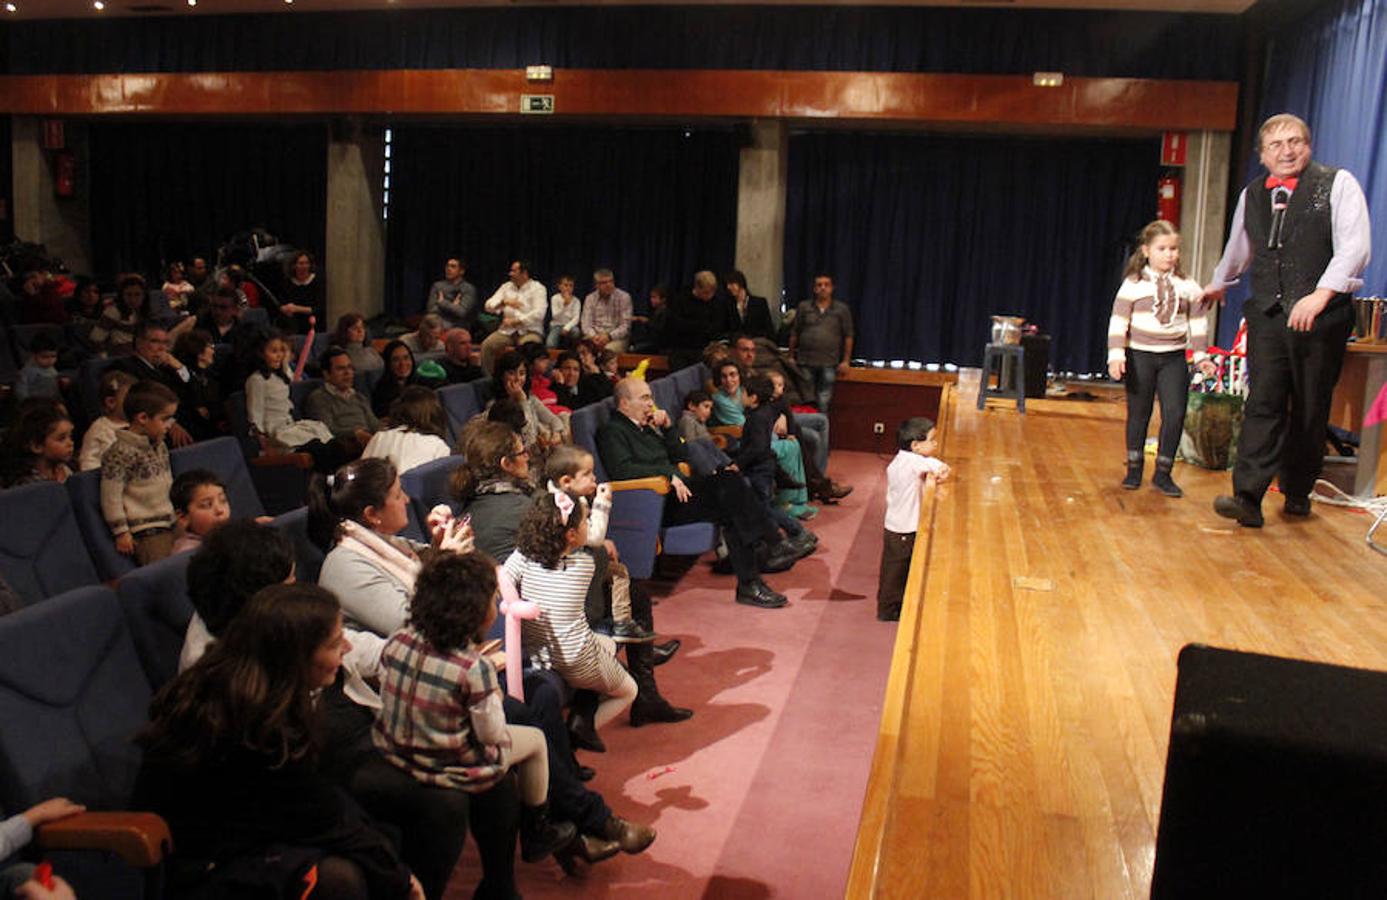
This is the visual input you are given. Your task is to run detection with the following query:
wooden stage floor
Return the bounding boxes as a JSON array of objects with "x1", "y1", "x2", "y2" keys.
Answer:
[{"x1": 849, "y1": 374, "x2": 1387, "y2": 898}]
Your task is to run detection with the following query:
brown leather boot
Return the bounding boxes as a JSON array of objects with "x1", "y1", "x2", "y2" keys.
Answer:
[{"x1": 600, "y1": 814, "x2": 656, "y2": 854}]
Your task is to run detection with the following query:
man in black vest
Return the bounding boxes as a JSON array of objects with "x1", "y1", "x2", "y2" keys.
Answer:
[{"x1": 1205, "y1": 114, "x2": 1372, "y2": 528}]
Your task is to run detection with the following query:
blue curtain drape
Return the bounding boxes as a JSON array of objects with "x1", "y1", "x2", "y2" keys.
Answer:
[
  {"x1": 88, "y1": 123, "x2": 327, "y2": 281},
  {"x1": 383, "y1": 125, "x2": 738, "y2": 319},
  {"x1": 1218, "y1": 0, "x2": 1386, "y2": 346},
  {"x1": 784, "y1": 131, "x2": 1159, "y2": 373},
  {"x1": 4, "y1": 7, "x2": 1240, "y2": 81}
]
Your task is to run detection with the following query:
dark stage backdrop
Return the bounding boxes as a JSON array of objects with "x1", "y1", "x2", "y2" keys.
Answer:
[
  {"x1": 88, "y1": 123, "x2": 327, "y2": 282},
  {"x1": 784, "y1": 131, "x2": 1160, "y2": 373},
  {"x1": 5, "y1": 7, "x2": 1240, "y2": 81},
  {"x1": 384, "y1": 124, "x2": 739, "y2": 319}
]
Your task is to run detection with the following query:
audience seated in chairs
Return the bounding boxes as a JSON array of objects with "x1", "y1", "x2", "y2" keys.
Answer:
[
  {"x1": 89, "y1": 273, "x2": 151, "y2": 357},
  {"x1": 334, "y1": 312, "x2": 384, "y2": 375},
  {"x1": 137, "y1": 582, "x2": 426, "y2": 900},
  {"x1": 487, "y1": 351, "x2": 566, "y2": 449},
  {"x1": 245, "y1": 331, "x2": 347, "y2": 472},
  {"x1": 373, "y1": 339, "x2": 428, "y2": 420},
  {"x1": 362, "y1": 386, "x2": 452, "y2": 475},
  {"x1": 304, "y1": 346, "x2": 381, "y2": 457},
  {"x1": 439, "y1": 328, "x2": 484, "y2": 385},
  {"x1": 400, "y1": 314, "x2": 446, "y2": 359},
  {"x1": 597, "y1": 376, "x2": 803, "y2": 609},
  {"x1": 0, "y1": 401, "x2": 73, "y2": 488}
]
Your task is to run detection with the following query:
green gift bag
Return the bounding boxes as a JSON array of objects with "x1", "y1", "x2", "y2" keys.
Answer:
[{"x1": 1180, "y1": 391, "x2": 1244, "y2": 470}]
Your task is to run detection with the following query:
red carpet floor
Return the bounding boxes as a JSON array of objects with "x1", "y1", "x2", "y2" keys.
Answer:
[{"x1": 446, "y1": 451, "x2": 900, "y2": 899}]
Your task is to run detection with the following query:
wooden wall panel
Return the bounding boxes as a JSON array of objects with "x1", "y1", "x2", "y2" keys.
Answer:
[{"x1": 0, "y1": 69, "x2": 1238, "y2": 132}]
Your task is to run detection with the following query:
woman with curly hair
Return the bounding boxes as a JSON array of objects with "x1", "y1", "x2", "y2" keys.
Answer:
[
  {"x1": 452, "y1": 419, "x2": 534, "y2": 563},
  {"x1": 505, "y1": 491, "x2": 638, "y2": 741},
  {"x1": 135, "y1": 583, "x2": 425, "y2": 900},
  {"x1": 374, "y1": 552, "x2": 575, "y2": 863}
]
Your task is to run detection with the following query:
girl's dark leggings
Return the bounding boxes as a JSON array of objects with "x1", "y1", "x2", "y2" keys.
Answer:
[{"x1": 1125, "y1": 348, "x2": 1189, "y2": 460}]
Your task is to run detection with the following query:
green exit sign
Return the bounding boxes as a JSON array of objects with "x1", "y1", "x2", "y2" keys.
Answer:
[{"x1": 521, "y1": 94, "x2": 555, "y2": 114}]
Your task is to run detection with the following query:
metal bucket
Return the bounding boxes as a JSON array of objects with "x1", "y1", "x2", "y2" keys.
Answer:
[
  {"x1": 1353, "y1": 296, "x2": 1384, "y2": 343},
  {"x1": 990, "y1": 315, "x2": 1025, "y2": 345}
]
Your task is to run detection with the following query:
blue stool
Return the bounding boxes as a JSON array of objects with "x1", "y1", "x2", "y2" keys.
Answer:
[{"x1": 977, "y1": 343, "x2": 1026, "y2": 413}]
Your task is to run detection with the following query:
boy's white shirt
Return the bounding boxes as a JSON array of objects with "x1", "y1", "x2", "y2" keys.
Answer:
[{"x1": 884, "y1": 449, "x2": 947, "y2": 533}]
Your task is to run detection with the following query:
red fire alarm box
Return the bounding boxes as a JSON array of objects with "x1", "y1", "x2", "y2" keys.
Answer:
[{"x1": 1161, "y1": 131, "x2": 1188, "y2": 167}]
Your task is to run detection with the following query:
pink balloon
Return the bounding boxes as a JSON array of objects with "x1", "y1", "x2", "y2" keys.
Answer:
[{"x1": 496, "y1": 566, "x2": 540, "y2": 701}]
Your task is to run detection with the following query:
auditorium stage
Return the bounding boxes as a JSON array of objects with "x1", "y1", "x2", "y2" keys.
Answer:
[{"x1": 850, "y1": 374, "x2": 1387, "y2": 898}]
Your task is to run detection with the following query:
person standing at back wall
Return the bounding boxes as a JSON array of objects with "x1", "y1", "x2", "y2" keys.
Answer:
[
  {"x1": 1204, "y1": 113, "x2": 1371, "y2": 529},
  {"x1": 789, "y1": 273, "x2": 854, "y2": 414}
]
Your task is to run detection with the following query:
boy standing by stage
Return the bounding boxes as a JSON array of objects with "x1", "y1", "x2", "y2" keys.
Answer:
[{"x1": 877, "y1": 417, "x2": 950, "y2": 622}]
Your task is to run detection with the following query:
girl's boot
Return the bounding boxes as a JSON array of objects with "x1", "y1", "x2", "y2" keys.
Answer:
[
  {"x1": 1122, "y1": 451, "x2": 1143, "y2": 490},
  {"x1": 1152, "y1": 456, "x2": 1183, "y2": 497}
]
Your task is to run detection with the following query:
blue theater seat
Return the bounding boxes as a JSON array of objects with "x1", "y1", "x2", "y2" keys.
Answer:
[
  {"x1": 437, "y1": 382, "x2": 481, "y2": 445},
  {"x1": 272, "y1": 506, "x2": 325, "y2": 584},
  {"x1": 571, "y1": 397, "x2": 716, "y2": 580},
  {"x1": 116, "y1": 550, "x2": 194, "y2": 691},
  {"x1": 0, "y1": 584, "x2": 169, "y2": 897},
  {"x1": 66, "y1": 469, "x2": 137, "y2": 582},
  {"x1": 0, "y1": 481, "x2": 101, "y2": 606},
  {"x1": 400, "y1": 454, "x2": 466, "y2": 535}
]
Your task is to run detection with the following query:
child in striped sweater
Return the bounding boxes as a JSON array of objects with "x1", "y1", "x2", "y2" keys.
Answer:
[
  {"x1": 1107, "y1": 219, "x2": 1216, "y2": 497},
  {"x1": 506, "y1": 491, "x2": 639, "y2": 742}
]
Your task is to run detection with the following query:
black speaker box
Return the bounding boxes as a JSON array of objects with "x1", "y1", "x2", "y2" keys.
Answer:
[{"x1": 1152, "y1": 644, "x2": 1387, "y2": 899}]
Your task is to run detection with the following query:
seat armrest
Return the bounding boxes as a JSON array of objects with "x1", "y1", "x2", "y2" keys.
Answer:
[
  {"x1": 250, "y1": 452, "x2": 315, "y2": 469},
  {"x1": 676, "y1": 463, "x2": 692, "y2": 478},
  {"x1": 708, "y1": 425, "x2": 743, "y2": 440},
  {"x1": 609, "y1": 476, "x2": 671, "y2": 495},
  {"x1": 37, "y1": 812, "x2": 172, "y2": 868}
]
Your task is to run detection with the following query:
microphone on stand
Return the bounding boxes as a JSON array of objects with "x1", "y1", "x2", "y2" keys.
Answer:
[{"x1": 1268, "y1": 188, "x2": 1290, "y2": 250}]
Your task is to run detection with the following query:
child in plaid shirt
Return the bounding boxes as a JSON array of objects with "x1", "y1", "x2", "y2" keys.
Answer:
[{"x1": 374, "y1": 552, "x2": 576, "y2": 863}]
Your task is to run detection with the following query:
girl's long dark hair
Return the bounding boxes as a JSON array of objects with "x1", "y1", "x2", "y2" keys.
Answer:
[
  {"x1": 306, "y1": 456, "x2": 398, "y2": 551},
  {"x1": 138, "y1": 583, "x2": 340, "y2": 769},
  {"x1": 0, "y1": 404, "x2": 70, "y2": 488}
]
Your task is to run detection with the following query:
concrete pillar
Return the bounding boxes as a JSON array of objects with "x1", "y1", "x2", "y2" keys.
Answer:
[
  {"x1": 325, "y1": 120, "x2": 386, "y2": 324},
  {"x1": 735, "y1": 119, "x2": 789, "y2": 326},
  {"x1": 1180, "y1": 129, "x2": 1234, "y2": 342},
  {"x1": 11, "y1": 117, "x2": 92, "y2": 275}
]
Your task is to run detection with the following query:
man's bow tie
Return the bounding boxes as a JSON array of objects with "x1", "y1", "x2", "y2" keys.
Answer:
[{"x1": 1265, "y1": 175, "x2": 1299, "y2": 191}]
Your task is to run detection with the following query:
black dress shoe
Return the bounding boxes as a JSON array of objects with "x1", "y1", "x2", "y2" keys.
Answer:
[
  {"x1": 736, "y1": 579, "x2": 787, "y2": 609},
  {"x1": 568, "y1": 715, "x2": 606, "y2": 753},
  {"x1": 1284, "y1": 495, "x2": 1312, "y2": 516},
  {"x1": 629, "y1": 697, "x2": 695, "y2": 727},
  {"x1": 1213, "y1": 494, "x2": 1264, "y2": 528},
  {"x1": 652, "y1": 639, "x2": 681, "y2": 666},
  {"x1": 710, "y1": 556, "x2": 734, "y2": 575},
  {"x1": 759, "y1": 541, "x2": 798, "y2": 573},
  {"x1": 610, "y1": 619, "x2": 658, "y2": 643},
  {"x1": 575, "y1": 764, "x2": 596, "y2": 782},
  {"x1": 787, "y1": 530, "x2": 818, "y2": 559}
]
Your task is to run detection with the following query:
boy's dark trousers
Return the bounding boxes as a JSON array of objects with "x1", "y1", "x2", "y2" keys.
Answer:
[{"x1": 876, "y1": 529, "x2": 915, "y2": 620}]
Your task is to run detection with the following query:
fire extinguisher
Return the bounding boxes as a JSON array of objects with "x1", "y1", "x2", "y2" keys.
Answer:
[
  {"x1": 54, "y1": 151, "x2": 76, "y2": 198},
  {"x1": 1157, "y1": 171, "x2": 1181, "y2": 227}
]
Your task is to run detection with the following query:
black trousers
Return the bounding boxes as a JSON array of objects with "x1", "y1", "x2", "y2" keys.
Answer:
[
  {"x1": 507, "y1": 676, "x2": 612, "y2": 834},
  {"x1": 663, "y1": 470, "x2": 778, "y2": 583},
  {"x1": 1124, "y1": 348, "x2": 1189, "y2": 460},
  {"x1": 876, "y1": 529, "x2": 914, "y2": 620},
  {"x1": 1234, "y1": 299, "x2": 1354, "y2": 504}
]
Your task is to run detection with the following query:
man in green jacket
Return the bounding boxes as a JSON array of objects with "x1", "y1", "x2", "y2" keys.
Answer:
[{"x1": 597, "y1": 377, "x2": 802, "y2": 609}]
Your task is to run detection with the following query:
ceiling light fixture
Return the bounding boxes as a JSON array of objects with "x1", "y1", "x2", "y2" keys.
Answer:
[
  {"x1": 4, "y1": 3, "x2": 16, "y2": 12},
  {"x1": 93, "y1": 1, "x2": 104, "y2": 9},
  {"x1": 187, "y1": 0, "x2": 196, "y2": 5}
]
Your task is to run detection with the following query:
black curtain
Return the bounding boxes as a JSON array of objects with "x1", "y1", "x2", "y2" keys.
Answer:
[
  {"x1": 88, "y1": 122, "x2": 327, "y2": 281},
  {"x1": 7, "y1": 7, "x2": 1240, "y2": 81},
  {"x1": 384, "y1": 124, "x2": 738, "y2": 318},
  {"x1": 784, "y1": 131, "x2": 1159, "y2": 373}
]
